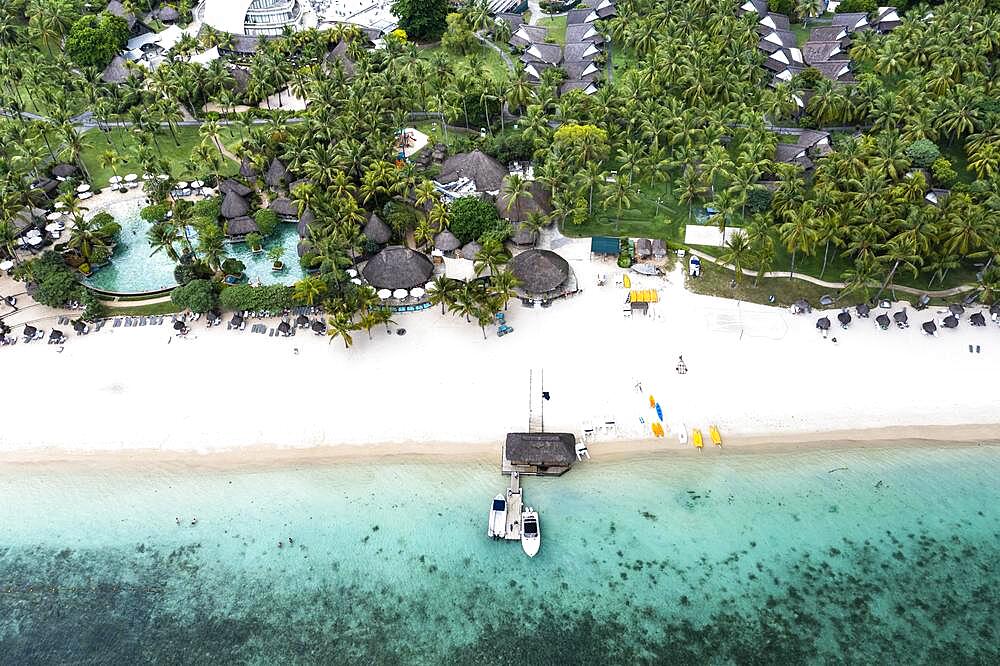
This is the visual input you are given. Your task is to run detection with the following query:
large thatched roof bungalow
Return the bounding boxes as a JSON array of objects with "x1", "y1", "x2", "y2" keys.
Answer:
[
  {"x1": 362, "y1": 213, "x2": 392, "y2": 245},
  {"x1": 219, "y1": 178, "x2": 252, "y2": 197},
  {"x1": 508, "y1": 249, "x2": 573, "y2": 297},
  {"x1": 503, "y1": 432, "x2": 579, "y2": 476},
  {"x1": 269, "y1": 197, "x2": 297, "y2": 220},
  {"x1": 224, "y1": 216, "x2": 258, "y2": 239},
  {"x1": 264, "y1": 158, "x2": 289, "y2": 189},
  {"x1": 221, "y1": 191, "x2": 250, "y2": 219},
  {"x1": 297, "y1": 208, "x2": 315, "y2": 237},
  {"x1": 361, "y1": 246, "x2": 434, "y2": 290},
  {"x1": 495, "y1": 179, "x2": 553, "y2": 223},
  {"x1": 437, "y1": 150, "x2": 508, "y2": 194}
]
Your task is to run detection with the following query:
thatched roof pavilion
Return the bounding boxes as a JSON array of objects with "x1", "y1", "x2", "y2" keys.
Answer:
[
  {"x1": 221, "y1": 191, "x2": 249, "y2": 219},
  {"x1": 363, "y1": 213, "x2": 392, "y2": 244},
  {"x1": 239, "y1": 156, "x2": 256, "y2": 179},
  {"x1": 219, "y1": 178, "x2": 252, "y2": 197},
  {"x1": 361, "y1": 246, "x2": 434, "y2": 289},
  {"x1": 495, "y1": 179, "x2": 552, "y2": 223},
  {"x1": 503, "y1": 432, "x2": 578, "y2": 476},
  {"x1": 437, "y1": 150, "x2": 507, "y2": 192},
  {"x1": 461, "y1": 241, "x2": 482, "y2": 260},
  {"x1": 326, "y1": 40, "x2": 356, "y2": 77},
  {"x1": 510, "y1": 223, "x2": 538, "y2": 247},
  {"x1": 101, "y1": 55, "x2": 132, "y2": 84},
  {"x1": 509, "y1": 249, "x2": 570, "y2": 295},
  {"x1": 434, "y1": 229, "x2": 461, "y2": 252},
  {"x1": 269, "y1": 197, "x2": 297, "y2": 219},
  {"x1": 225, "y1": 216, "x2": 258, "y2": 238},
  {"x1": 264, "y1": 158, "x2": 289, "y2": 189},
  {"x1": 297, "y1": 208, "x2": 315, "y2": 237}
]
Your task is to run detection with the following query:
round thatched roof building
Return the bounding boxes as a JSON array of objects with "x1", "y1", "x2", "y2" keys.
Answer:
[
  {"x1": 509, "y1": 249, "x2": 570, "y2": 295},
  {"x1": 434, "y1": 229, "x2": 461, "y2": 252},
  {"x1": 362, "y1": 246, "x2": 434, "y2": 290}
]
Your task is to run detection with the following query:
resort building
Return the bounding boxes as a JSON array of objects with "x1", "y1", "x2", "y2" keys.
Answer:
[
  {"x1": 434, "y1": 150, "x2": 509, "y2": 200},
  {"x1": 502, "y1": 432, "x2": 579, "y2": 476},
  {"x1": 199, "y1": 0, "x2": 398, "y2": 38},
  {"x1": 508, "y1": 249, "x2": 577, "y2": 301}
]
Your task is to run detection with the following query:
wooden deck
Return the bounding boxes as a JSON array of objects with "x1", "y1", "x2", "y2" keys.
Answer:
[{"x1": 503, "y1": 472, "x2": 522, "y2": 540}]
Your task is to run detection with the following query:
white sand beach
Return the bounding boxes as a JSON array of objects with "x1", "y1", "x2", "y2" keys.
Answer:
[{"x1": 2, "y1": 236, "x2": 999, "y2": 456}]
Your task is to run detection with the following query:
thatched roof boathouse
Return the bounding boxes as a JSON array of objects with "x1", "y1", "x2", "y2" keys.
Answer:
[{"x1": 502, "y1": 432, "x2": 578, "y2": 476}]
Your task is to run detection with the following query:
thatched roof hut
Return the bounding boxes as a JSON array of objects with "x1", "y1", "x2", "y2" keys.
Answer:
[
  {"x1": 219, "y1": 178, "x2": 252, "y2": 197},
  {"x1": 51, "y1": 164, "x2": 77, "y2": 178},
  {"x1": 297, "y1": 208, "x2": 315, "y2": 237},
  {"x1": 509, "y1": 249, "x2": 570, "y2": 295},
  {"x1": 264, "y1": 158, "x2": 289, "y2": 189},
  {"x1": 269, "y1": 197, "x2": 297, "y2": 219},
  {"x1": 437, "y1": 150, "x2": 507, "y2": 192},
  {"x1": 505, "y1": 432, "x2": 577, "y2": 472},
  {"x1": 225, "y1": 216, "x2": 257, "y2": 238},
  {"x1": 434, "y1": 229, "x2": 461, "y2": 252},
  {"x1": 221, "y1": 191, "x2": 249, "y2": 219},
  {"x1": 101, "y1": 55, "x2": 131, "y2": 84},
  {"x1": 326, "y1": 40, "x2": 356, "y2": 77},
  {"x1": 495, "y1": 179, "x2": 553, "y2": 223},
  {"x1": 239, "y1": 157, "x2": 256, "y2": 180},
  {"x1": 510, "y1": 223, "x2": 538, "y2": 247},
  {"x1": 362, "y1": 213, "x2": 392, "y2": 244},
  {"x1": 361, "y1": 246, "x2": 434, "y2": 289},
  {"x1": 155, "y1": 6, "x2": 180, "y2": 22},
  {"x1": 461, "y1": 241, "x2": 482, "y2": 260}
]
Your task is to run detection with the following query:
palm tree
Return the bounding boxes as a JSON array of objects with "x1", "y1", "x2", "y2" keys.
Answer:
[
  {"x1": 719, "y1": 232, "x2": 753, "y2": 284},
  {"x1": 99, "y1": 151, "x2": 121, "y2": 187},
  {"x1": 326, "y1": 311, "x2": 357, "y2": 349},
  {"x1": 198, "y1": 229, "x2": 228, "y2": 273},
  {"x1": 602, "y1": 175, "x2": 638, "y2": 232},
  {"x1": 473, "y1": 238, "x2": 506, "y2": 277},
  {"x1": 675, "y1": 166, "x2": 705, "y2": 220},
  {"x1": 67, "y1": 215, "x2": 109, "y2": 266},
  {"x1": 502, "y1": 174, "x2": 529, "y2": 214},
  {"x1": 293, "y1": 275, "x2": 327, "y2": 306},
  {"x1": 147, "y1": 222, "x2": 181, "y2": 263},
  {"x1": 841, "y1": 256, "x2": 879, "y2": 301},
  {"x1": 428, "y1": 275, "x2": 459, "y2": 315},
  {"x1": 489, "y1": 270, "x2": 520, "y2": 311},
  {"x1": 874, "y1": 237, "x2": 922, "y2": 301},
  {"x1": 779, "y1": 204, "x2": 818, "y2": 276}
]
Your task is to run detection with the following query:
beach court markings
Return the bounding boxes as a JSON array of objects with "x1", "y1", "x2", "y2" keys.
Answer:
[{"x1": 702, "y1": 305, "x2": 788, "y2": 340}]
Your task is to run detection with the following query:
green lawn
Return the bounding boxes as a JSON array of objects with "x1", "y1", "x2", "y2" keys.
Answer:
[
  {"x1": 100, "y1": 301, "x2": 181, "y2": 316},
  {"x1": 79, "y1": 125, "x2": 242, "y2": 186},
  {"x1": 685, "y1": 257, "x2": 840, "y2": 308},
  {"x1": 538, "y1": 16, "x2": 568, "y2": 45},
  {"x1": 418, "y1": 41, "x2": 511, "y2": 80}
]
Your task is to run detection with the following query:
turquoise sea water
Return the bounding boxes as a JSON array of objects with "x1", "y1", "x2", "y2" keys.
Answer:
[
  {"x1": 84, "y1": 198, "x2": 303, "y2": 293},
  {"x1": 1, "y1": 444, "x2": 997, "y2": 664}
]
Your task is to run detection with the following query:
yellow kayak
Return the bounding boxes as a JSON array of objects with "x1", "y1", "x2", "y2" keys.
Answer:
[
  {"x1": 692, "y1": 428, "x2": 704, "y2": 449},
  {"x1": 709, "y1": 425, "x2": 723, "y2": 447},
  {"x1": 651, "y1": 422, "x2": 664, "y2": 438},
  {"x1": 649, "y1": 395, "x2": 655, "y2": 408},
  {"x1": 623, "y1": 274, "x2": 631, "y2": 289}
]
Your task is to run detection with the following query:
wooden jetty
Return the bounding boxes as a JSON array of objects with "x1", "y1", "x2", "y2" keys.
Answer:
[{"x1": 503, "y1": 472, "x2": 522, "y2": 540}]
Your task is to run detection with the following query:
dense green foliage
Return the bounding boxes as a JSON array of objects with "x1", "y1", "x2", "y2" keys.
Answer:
[
  {"x1": 64, "y1": 12, "x2": 129, "y2": 69},
  {"x1": 218, "y1": 284, "x2": 294, "y2": 313},
  {"x1": 448, "y1": 197, "x2": 500, "y2": 244},
  {"x1": 26, "y1": 251, "x2": 80, "y2": 307},
  {"x1": 392, "y1": 0, "x2": 449, "y2": 41},
  {"x1": 837, "y1": 0, "x2": 878, "y2": 14},
  {"x1": 170, "y1": 279, "x2": 217, "y2": 313}
]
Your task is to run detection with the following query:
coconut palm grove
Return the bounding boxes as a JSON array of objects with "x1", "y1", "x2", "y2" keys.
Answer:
[{"x1": 0, "y1": 0, "x2": 998, "y2": 331}]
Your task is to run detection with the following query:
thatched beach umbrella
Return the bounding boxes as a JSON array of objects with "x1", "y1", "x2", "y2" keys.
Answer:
[
  {"x1": 51, "y1": 163, "x2": 77, "y2": 178},
  {"x1": 922, "y1": 321, "x2": 937, "y2": 335},
  {"x1": 856, "y1": 303, "x2": 871, "y2": 317},
  {"x1": 72, "y1": 320, "x2": 86, "y2": 333},
  {"x1": 49, "y1": 329, "x2": 63, "y2": 342},
  {"x1": 815, "y1": 316, "x2": 831, "y2": 331},
  {"x1": 23, "y1": 324, "x2": 36, "y2": 337},
  {"x1": 277, "y1": 321, "x2": 291, "y2": 335},
  {"x1": 361, "y1": 246, "x2": 434, "y2": 290},
  {"x1": 991, "y1": 303, "x2": 1000, "y2": 316},
  {"x1": 819, "y1": 294, "x2": 834, "y2": 307},
  {"x1": 434, "y1": 229, "x2": 461, "y2": 252},
  {"x1": 948, "y1": 304, "x2": 964, "y2": 316},
  {"x1": 943, "y1": 315, "x2": 959, "y2": 329},
  {"x1": 208, "y1": 310, "x2": 222, "y2": 323},
  {"x1": 792, "y1": 299, "x2": 811, "y2": 314},
  {"x1": 173, "y1": 320, "x2": 186, "y2": 331},
  {"x1": 970, "y1": 312, "x2": 986, "y2": 327},
  {"x1": 837, "y1": 311, "x2": 851, "y2": 328},
  {"x1": 230, "y1": 314, "x2": 243, "y2": 327},
  {"x1": 876, "y1": 314, "x2": 891, "y2": 330},
  {"x1": 311, "y1": 320, "x2": 326, "y2": 333},
  {"x1": 893, "y1": 310, "x2": 908, "y2": 325},
  {"x1": 509, "y1": 249, "x2": 570, "y2": 295},
  {"x1": 295, "y1": 314, "x2": 309, "y2": 327}
]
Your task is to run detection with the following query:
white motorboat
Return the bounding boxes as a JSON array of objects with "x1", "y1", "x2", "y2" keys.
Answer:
[
  {"x1": 487, "y1": 494, "x2": 507, "y2": 539},
  {"x1": 521, "y1": 507, "x2": 540, "y2": 557}
]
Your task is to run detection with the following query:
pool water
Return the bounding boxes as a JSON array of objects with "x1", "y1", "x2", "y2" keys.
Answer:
[{"x1": 84, "y1": 198, "x2": 304, "y2": 294}]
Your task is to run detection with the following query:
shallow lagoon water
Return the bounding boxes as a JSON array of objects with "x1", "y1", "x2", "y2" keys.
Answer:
[{"x1": 0, "y1": 444, "x2": 996, "y2": 664}]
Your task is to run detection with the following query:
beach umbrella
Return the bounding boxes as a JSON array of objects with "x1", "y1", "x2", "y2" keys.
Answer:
[
  {"x1": 425, "y1": 281, "x2": 435, "y2": 291},
  {"x1": 819, "y1": 294, "x2": 834, "y2": 306},
  {"x1": 943, "y1": 315, "x2": 959, "y2": 329},
  {"x1": 76, "y1": 183, "x2": 91, "y2": 193},
  {"x1": 157, "y1": 174, "x2": 169, "y2": 181},
  {"x1": 45, "y1": 223, "x2": 62, "y2": 233},
  {"x1": 230, "y1": 314, "x2": 243, "y2": 327},
  {"x1": 109, "y1": 175, "x2": 122, "y2": 185},
  {"x1": 893, "y1": 310, "x2": 907, "y2": 324},
  {"x1": 175, "y1": 181, "x2": 189, "y2": 189},
  {"x1": 78, "y1": 192, "x2": 92, "y2": 200},
  {"x1": 26, "y1": 229, "x2": 41, "y2": 238},
  {"x1": 816, "y1": 316, "x2": 831, "y2": 331},
  {"x1": 278, "y1": 321, "x2": 291, "y2": 335},
  {"x1": 124, "y1": 173, "x2": 138, "y2": 182},
  {"x1": 190, "y1": 180, "x2": 204, "y2": 188},
  {"x1": 0, "y1": 259, "x2": 14, "y2": 271},
  {"x1": 27, "y1": 236, "x2": 43, "y2": 246},
  {"x1": 72, "y1": 320, "x2": 85, "y2": 333},
  {"x1": 793, "y1": 299, "x2": 811, "y2": 314},
  {"x1": 990, "y1": 303, "x2": 1000, "y2": 316},
  {"x1": 922, "y1": 321, "x2": 937, "y2": 335},
  {"x1": 311, "y1": 320, "x2": 326, "y2": 333},
  {"x1": 970, "y1": 312, "x2": 986, "y2": 327},
  {"x1": 346, "y1": 268, "x2": 358, "y2": 278},
  {"x1": 393, "y1": 288, "x2": 408, "y2": 299},
  {"x1": 948, "y1": 304, "x2": 964, "y2": 316},
  {"x1": 655, "y1": 402, "x2": 663, "y2": 422},
  {"x1": 46, "y1": 211, "x2": 62, "y2": 221},
  {"x1": 856, "y1": 303, "x2": 871, "y2": 317},
  {"x1": 173, "y1": 320, "x2": 186, "y2": 331},
  {"x1": 53, "y1": 201, "x2": 65, "y2": 209},
  {"x1": 377, "y1": 288, "x2": 392, "y2": 300},
  {"x1": 23, "y1": 325, "x2": 36, "y2": 337},
  {"x1": 295, "y1": 314, "x2": 309, "y2": 327},
  {"x1": 49, "y1": 329, "x2": 63, "y2": 341},
  {"x1": 350, "y1": 277, "x2": 362, "y2": 285},
  {"x1": 875, "y1": 314, "x2": 891, "y2": 330},
  {"x1": 410, "y1": 287, "x2": 425, "y2": 299},
  {"x1": 837, "y1": 311, "x2": 851, "y2": 328}
]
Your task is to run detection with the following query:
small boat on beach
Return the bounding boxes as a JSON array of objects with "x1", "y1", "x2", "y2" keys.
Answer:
[
  {"x1": 521, "y1": 508, "x2": 540, "y2": 557},
  {"x1": 488, "y1": 494, "x2": 507, "y2": 539},
  {"x1": 692, "y1": 428, "x2": 704, "y2": 450},
  {"x1": 678, "y1": 424, "x2": 688, "y2": 445},
  {"x1": 709, "y1": 425, "x2": 723, "y2": 447}
]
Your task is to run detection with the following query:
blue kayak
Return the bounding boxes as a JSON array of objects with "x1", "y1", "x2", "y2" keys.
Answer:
[{"x1": 655, "y1": 403, "x2": 663, "y2": 422}]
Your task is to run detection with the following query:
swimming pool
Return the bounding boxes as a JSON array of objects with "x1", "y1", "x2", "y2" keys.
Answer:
[{"x1": 84, "y1": 198, "x2": 304, "y2": 294}]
